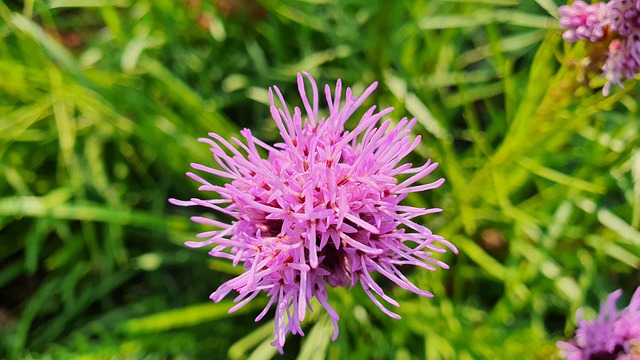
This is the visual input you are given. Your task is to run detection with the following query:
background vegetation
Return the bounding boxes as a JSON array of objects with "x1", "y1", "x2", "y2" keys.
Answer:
[{"x1": 1, "y1": 0, "x2": 638, "y2": 359}]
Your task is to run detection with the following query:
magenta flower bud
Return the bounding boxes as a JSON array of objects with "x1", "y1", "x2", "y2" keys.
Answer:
[{"x1": 559, "y1": 1, "x2": 608, "y2": 42}]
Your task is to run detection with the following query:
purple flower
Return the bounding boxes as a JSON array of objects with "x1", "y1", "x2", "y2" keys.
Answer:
[
  {"x1": 170, "y1": 73, "x2": 456, "y2": 351},
  {"x1": 614, "y1": 287, "x2": 640, "y2": 359},
  {"x1": 607, "y1": 0, "x2": 640, "y2": 37},
  {"x1": 557, "y1": 286, "x2": 640, "y2": 360},
  {"x1": 558, "y1": 0, "x2": 640, "y2": 95},
  {"x1": 602, "y1": 38, "x2": 640, "y2": 95},
  {"x1": 559, "y1": 1, "x2": 608, "y2": 42}
]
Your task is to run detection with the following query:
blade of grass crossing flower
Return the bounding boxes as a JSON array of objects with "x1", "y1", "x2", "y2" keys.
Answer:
[
  {"x1": 297, "y1": 315, "x2": 333, "y2": 360},
  {"x1": 228, "y1": 321, "x2": 276, "y2": 360},
  {"x1": 247, "y1": 338, "x2": 280, "y2": 360}
]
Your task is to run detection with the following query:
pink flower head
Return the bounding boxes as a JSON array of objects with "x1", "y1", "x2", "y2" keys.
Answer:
[
  {"x1": 559, "y1": 1, "x2": 608, "y2": 42},
  {"x1": 557, "y1": 286, "x2": 640, "y2": 360},
  {"x1": 170, "y1": 73, "x2": 456, "y2": 351}
]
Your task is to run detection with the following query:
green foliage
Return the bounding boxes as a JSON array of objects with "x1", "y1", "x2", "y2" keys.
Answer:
[{"x1": 0, "y1": 0, "x2": 638, "y2": 359}]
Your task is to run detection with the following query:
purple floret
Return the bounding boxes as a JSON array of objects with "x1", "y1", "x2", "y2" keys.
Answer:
[
  {"x1": 557, "y1": 286, "x2": 640, "y2": 360},
  {"x1": 171, "y1": 73, "x2": 456, "y2": 351},
  {"x1": 602, "y1": 38, "x2": 640, "y2": 95}
]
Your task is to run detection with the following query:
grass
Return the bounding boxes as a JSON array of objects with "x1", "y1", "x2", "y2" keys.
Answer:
[{"x1": 0, "y1": 0, "x2": 639, "y2": 359}]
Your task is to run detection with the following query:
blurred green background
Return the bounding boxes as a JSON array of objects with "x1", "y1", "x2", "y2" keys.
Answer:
[{"x1": 1, "y1": 0, "x2": 639, "y2": 359}]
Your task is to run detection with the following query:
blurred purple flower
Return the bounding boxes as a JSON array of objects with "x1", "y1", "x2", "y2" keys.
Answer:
[
  {"x1": 607, "y1": 0, "x2": 640, "y2": 37},
  {"x1": 558, "y1": 0, "x2": 640, "y2": 94},
  {"x1": 557, "y1": 286, "x2": 640, "y2": 360},
  {"x1": 170, "y1": 73, "x2": 456, "y2": 351},
  {"x1": 602, "y1": 38, "x2": 640, "y2": 95}
]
